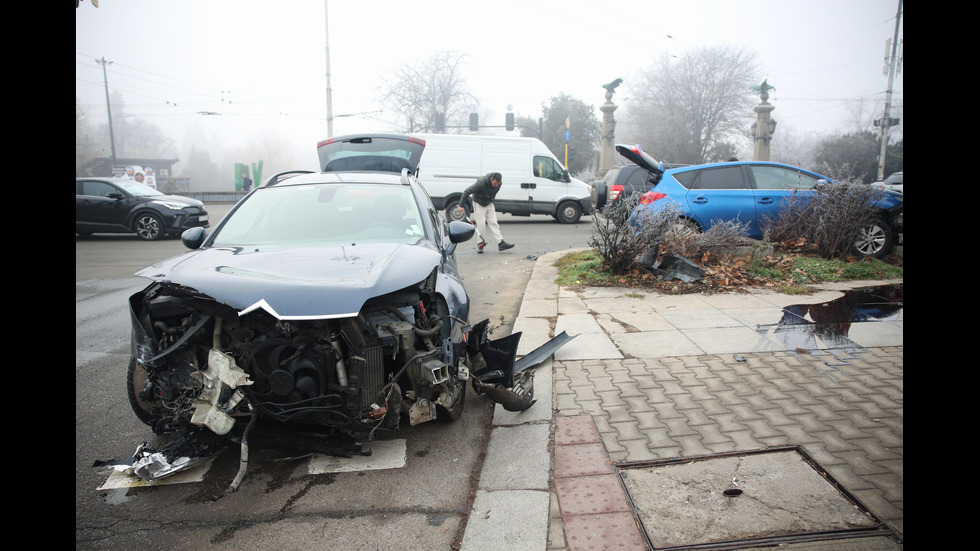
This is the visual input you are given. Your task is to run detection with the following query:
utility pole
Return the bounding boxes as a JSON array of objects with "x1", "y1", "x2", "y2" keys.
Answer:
[
  {"x1": 877, "y1": 0, "x2": 902, "y2": 180},
  {"x1": 324, "y1": 0, "x2": 334, "y2": 138},
  {"x1": 96, "y1": 57, "x2": 117, "y2": 160}
]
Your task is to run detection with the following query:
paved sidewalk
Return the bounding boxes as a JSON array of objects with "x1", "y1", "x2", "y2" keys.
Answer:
[{"x1": 461, "y1": 250, "x2": 903, "y2": 550}]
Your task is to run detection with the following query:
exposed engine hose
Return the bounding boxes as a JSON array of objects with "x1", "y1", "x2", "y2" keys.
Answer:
[
  {"x1": 213, "y1": 317, "x2": 223, "y2": 349},
  {"x1": 388, "y1": 348, "x2": 441, "y2": 393},
  {"x1": 382, "y1": 304, "x2": 443, "y2": 337},
  {"x1": 214, "y1": 404, "x2": 255, "y2": 501}
]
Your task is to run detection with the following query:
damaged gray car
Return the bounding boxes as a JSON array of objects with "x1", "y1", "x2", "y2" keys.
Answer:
[{"x1": 116, "y1": 135, "x2": 567, "y2": 490}]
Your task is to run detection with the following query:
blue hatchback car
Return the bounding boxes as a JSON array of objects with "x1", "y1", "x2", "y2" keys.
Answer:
[{"x1": 621, "y1": 144, "x2": 903, "y2": 258}]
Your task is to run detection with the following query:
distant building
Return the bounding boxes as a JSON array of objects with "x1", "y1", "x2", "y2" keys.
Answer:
[{"x1": 77, "y1": 157, "x2": 184, "y2": 191}]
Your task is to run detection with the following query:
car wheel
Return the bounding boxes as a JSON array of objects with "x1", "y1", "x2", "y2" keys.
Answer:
[
  {"x1": 672, "y1": 218, "x2": 701, "y2": 237},
  {"x1": 853, "y1": 218, "x2": 893, "y2": 258},
  {"x1": 444, "y1": 200, "x2": 468, "y2": 222},
  {"x1": 135, "y1": 212, "x2": 165, "y2": 241},
  {"x1": 127, "y1": 357, "x2": 159, "y2": 427},
  {"x1": 555, "y1": 200, "x2": 582, "y2": 224}
]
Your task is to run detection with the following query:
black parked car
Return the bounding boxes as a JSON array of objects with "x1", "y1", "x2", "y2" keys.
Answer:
[
  {"x1": 76, "y1": 177, "x2": 209, "y2": 240},
  {"x1": 591, "y1": 161, "x2": 688, "y2": 211}
]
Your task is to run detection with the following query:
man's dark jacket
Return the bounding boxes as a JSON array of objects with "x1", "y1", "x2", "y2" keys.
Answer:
[{"x1": 460, "y1": 173, "x2": 500, "y2": 207}]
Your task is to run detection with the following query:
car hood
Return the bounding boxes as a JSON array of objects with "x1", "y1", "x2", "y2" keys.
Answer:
[
  {"x1": 148, "y1": 194, "x2": 205, "y2": 208},
  {"x1": 135, "y1": 241, "x2": 441, "y2": 319}
]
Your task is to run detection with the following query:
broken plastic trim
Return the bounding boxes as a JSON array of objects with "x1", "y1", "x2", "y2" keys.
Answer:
[
  {"x1": 638, "y1": 252, "x2": 706, "y2": 283},
  {"x1": 470, "y1": 321, "x2": 576, "y2": 412}
]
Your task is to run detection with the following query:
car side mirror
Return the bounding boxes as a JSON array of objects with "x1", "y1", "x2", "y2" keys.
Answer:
[
  {"x1": 448, "y1": 220, "x2": 475, "y2": 243},
  {"x1": 181, "y1": 227, "x2": 207, "y2": 249}
]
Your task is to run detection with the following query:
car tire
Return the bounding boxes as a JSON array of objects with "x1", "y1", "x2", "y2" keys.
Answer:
[
  {"x1": 591, "y1": 181, "x2": 607, "y2": 210},
  {"x1": 555, "y1": 200, "x2": 582, "y2": 224},
  {"x1": 853, "y1": 218, "x2": 893, "y2": 258},
  {"x1": 444, "y1": 200, "x2": 469, "y2": 222},
  {"x1": 135, "y1": 212, "x2": 165, "y2": 241},
  {"x1": 672, "y1": 218, "x2": 701, "y2": 237},
  {"x1": 127, "y1": 357, "x2": 159, "y2": 428}
]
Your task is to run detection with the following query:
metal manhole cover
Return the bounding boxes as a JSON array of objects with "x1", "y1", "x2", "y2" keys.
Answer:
[{"x1": 618, "y1": 446, "x2": 897, "y2": 550}]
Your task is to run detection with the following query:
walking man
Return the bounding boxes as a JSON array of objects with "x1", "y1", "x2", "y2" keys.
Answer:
[{"x1": 458, "y1": 172, "x2": 514, "y2": 253}]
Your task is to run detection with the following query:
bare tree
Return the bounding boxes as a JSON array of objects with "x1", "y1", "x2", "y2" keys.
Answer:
[
  {"x1": 76, "y1": 98, "x2": 101, "y2": 172},
  {"x1": 540, "y1": 93, "x2": 601, "y2": 174},
  {"x1": 378, "y1": 50, "x2": 477, "y2": 132},
  {"x1": 626, "y1": 46, "x2": 759, "y2": 164}
]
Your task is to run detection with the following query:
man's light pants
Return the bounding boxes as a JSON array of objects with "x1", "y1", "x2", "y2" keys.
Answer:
[{"x1": 472, "y1": 202, "x2": 503, "y2": 244}]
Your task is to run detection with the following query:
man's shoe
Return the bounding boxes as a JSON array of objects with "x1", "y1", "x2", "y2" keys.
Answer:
[{"x1": 498, "y1": 241, "x2": 515, "y2": 251}]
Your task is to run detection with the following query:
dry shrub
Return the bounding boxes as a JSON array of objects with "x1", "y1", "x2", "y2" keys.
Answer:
[
  {"x1": 764, "y1": 165, "x2": 886, "y2": 259},
  {"x1": 589, "y1": 193, "x2": 682, "y2": 274},
  {"x1": 660, "y1": 219, "x2": 749, "y2": 261}
]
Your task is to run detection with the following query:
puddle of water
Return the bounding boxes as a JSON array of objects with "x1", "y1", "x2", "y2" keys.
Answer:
[{"x1": 759, "y1": 284, "x2": 902, "y2": 351}]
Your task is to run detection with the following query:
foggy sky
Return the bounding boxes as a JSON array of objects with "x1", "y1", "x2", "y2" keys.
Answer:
[{"x1": 76, "y1": 0, "x2": 903, "y2": 176}]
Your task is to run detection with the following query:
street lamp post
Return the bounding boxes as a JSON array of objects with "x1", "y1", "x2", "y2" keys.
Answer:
[{"x1": 96, "y1": 57, "x2": 117, "y2": 160}]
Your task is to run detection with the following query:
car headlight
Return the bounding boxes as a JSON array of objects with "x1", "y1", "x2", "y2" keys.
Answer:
[{"x1": 151, "y1": 200, "x2": 190, "y2": 211}]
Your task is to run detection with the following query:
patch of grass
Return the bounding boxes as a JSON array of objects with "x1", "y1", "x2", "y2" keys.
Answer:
[
  {"x1": 554, "y1": 247, "x2": 903, "y2": 293},
  {"x1": 554, "y1": 249, "x2": 611, "y2": 286},
  {"x1": 790, "y1": 256, "x2": 902, "y2": 282}
]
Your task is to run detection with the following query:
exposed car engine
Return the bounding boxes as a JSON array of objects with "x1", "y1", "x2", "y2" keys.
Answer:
[{"x1": 128, "y1": 274, "x2": 468, "y2": 462}]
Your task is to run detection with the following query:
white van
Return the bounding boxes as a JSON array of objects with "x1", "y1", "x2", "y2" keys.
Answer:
[{"x1": 410, "y1": 133, "x2": 594, "y2": 224}]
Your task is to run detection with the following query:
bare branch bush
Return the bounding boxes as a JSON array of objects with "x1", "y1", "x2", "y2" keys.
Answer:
[
  {"x1": 661, "y1": 219, "x2": 750, "y2": 260},
  {"x1": 588, "y1": 193, "x2": 682, "y2": 274},
  {"x1": 764, "y1": 165, "x2": 886, "y2": 259}
]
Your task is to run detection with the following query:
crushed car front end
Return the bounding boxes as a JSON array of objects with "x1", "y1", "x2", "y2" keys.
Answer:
[
  {"x1": 120, "y1": 174, "x2": 475, "y2": 484},
  {"x1": 128, "y1": 262, "x2": 469, "y2": 446}
]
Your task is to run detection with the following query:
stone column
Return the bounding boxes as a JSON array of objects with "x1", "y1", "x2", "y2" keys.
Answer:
[
  {"x1": 752, "y1": 81, "x2": 776, "y2": 161},
  {"x1": 598, "y1": 87, "x2": 619, "y2": 179}
]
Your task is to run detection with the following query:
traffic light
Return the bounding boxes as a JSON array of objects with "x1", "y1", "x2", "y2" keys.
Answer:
[
  {"x1": 505, "y1": 113, "x2": 514, "y2": 131},
  {"x1": 469, "y1": 113, "x2": 479, "y2": 131}
]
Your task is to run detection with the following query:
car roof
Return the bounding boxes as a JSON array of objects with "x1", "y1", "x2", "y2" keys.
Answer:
[
  {"x1": 75, "y1": 176, "x2": 133, "y2": 182},
  {"x1": 665, "y1": 160, "x2": 816, "y2": 174},
  {"x1": 264, "y1": 169, "x2": 415, "y2": 188}
]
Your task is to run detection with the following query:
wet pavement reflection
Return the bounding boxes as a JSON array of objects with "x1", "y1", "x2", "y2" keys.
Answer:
[{"x1": 759, "y1": 284, "x2": 903, "y2": 351}]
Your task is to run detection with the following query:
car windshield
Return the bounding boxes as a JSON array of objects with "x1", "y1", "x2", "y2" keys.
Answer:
[
  {"x1": 210, "y1": 183, "x2": 427, "y2": 248},
  {"x1": 114, "y1": 180, "x2": 164, "y2": 197}
]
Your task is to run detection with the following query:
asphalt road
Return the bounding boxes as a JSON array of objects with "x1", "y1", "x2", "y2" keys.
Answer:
[{"x1": 75, "y1": 204, "x2": 593, "y2": 550}]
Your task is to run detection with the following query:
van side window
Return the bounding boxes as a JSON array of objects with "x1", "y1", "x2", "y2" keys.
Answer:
[{"x1": 533, "y1": 156, "x2": 565, "y2": 182}]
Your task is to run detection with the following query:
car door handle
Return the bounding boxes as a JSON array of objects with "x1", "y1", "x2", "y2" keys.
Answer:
[
  {"x1": 521, "y1": 183, "x2": 536, "y2": 189},
  {"x1": 692, "y1": 196, "x2": 708, "y2": 204},
  {"x1": 756, "y1": 197, "x2": 775, "y2": 205}
]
